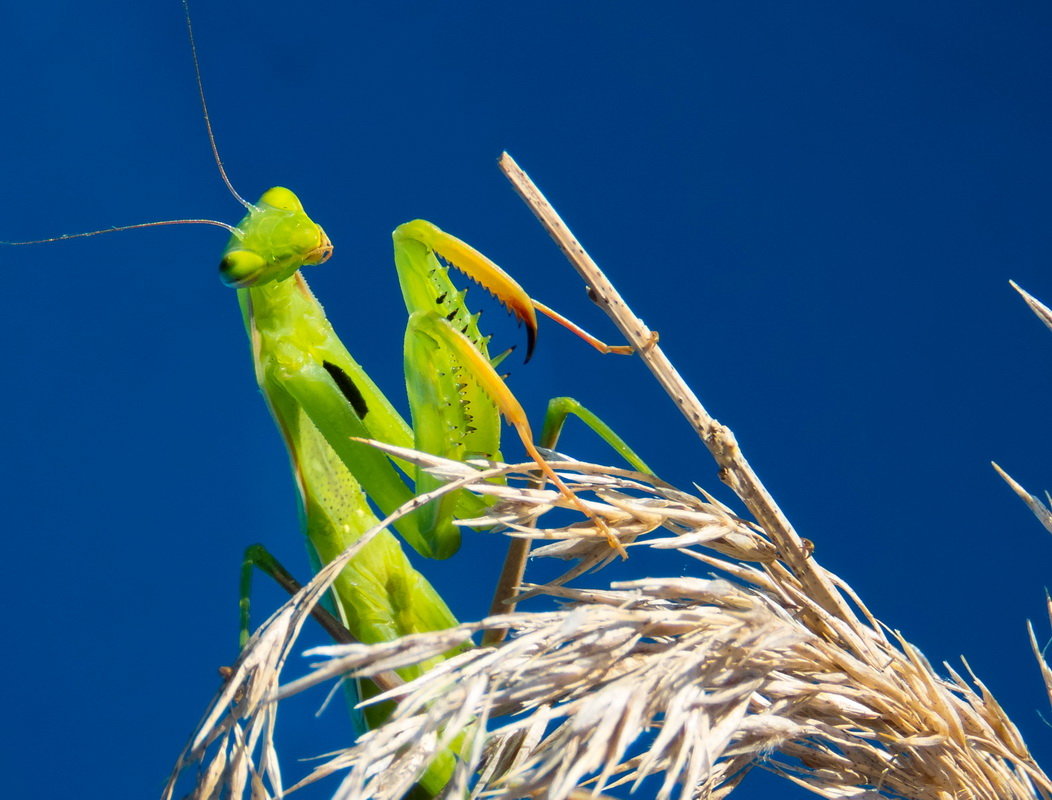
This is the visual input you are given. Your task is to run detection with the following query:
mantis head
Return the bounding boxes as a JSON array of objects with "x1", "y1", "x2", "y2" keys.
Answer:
[{"x1": 219, "y1": 186, "x2": 333, "y2": 288}]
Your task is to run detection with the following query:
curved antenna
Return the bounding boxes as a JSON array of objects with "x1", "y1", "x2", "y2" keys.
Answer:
[
  {"x1": 1, "y1": 218, "x2": 237, "y2": 246},
  {"x1": 181, "y1": 0, "x2": 251, "y2": 210}
]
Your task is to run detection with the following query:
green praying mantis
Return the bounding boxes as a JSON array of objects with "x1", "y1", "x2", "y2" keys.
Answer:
[
  {"x1": 7, "y1": 1, "x2": 654, "y2": 794},
  {"x1": 224, "y1": 183, "x2": 649, "y2": 641},
  {"x1": 218, "y1": 174, "x2": 650, "y2": 796},
  {"x1": 191, "y1": 4, "x2": 652, "y2": 646}
]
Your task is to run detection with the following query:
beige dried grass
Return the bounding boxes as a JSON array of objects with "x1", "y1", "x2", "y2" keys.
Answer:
[
  {"x1": 993, "y1": 281, "x2": 1052, "y2": 719},
  {"x1": 163, "y1": 161, "x2": 1052, "y2": 800}
]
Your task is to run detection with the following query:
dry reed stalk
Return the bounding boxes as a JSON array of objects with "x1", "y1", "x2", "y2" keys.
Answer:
[{"x1": 164, "y1": 162, "x2": 1052, "y2": 800}]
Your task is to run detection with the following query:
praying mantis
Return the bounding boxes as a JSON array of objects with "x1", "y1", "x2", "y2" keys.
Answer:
[
  {"x1": 6, "y1": 2, "x2": 653, "y2": 795},
  {"x1": 227, "y1": 187, "x2": 652, "y2": 637},
  {"x1": 154, "y1": 0, "x2": 651, "y2": 654},
  {"x1": 218, "y1": 175, "x2": 650, "y2": 796},
  {"x1": 202, "y1": 43, "x2": 650, "y2": 797}
]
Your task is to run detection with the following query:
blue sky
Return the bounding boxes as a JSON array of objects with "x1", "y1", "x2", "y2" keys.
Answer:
[{"x1": 2, "y1": 2, "x2": 1052, "y2": 798}]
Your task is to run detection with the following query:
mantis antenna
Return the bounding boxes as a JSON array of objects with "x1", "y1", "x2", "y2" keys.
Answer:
[
  {"x1": 180, "y1": 0, "x2": 250, "y2": 210},
  {"x1": 2, "y1": 1, "x2": 251, "y2": 247},
  {"x1": 0, "y1": 219, "x2": 236, "y2": 246}
]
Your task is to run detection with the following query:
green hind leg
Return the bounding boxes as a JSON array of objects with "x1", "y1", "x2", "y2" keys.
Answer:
[
  {"x1": 539, "y1": 397, "x2": 652, "y2": 474},
  {"x1": 238, "y1": 543, "x2": 355, "y2": 649}
]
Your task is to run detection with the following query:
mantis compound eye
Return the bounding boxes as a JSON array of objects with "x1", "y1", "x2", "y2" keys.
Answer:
[
  {"x1": 219, "y1": 249, "x2": 267, "y2": 287},
  {"x1": 258, "y1": 186, "x2": 303, "y2": 213}
]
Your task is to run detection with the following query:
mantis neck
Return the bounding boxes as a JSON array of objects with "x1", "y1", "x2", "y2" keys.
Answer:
[{"x1": 243, "y1": 272, "x2": 323, "y2": 345}]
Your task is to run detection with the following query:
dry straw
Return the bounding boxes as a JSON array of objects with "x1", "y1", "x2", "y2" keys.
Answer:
[{"x1": 164, "y1": 159, "x2": 1052, "y2": 800}]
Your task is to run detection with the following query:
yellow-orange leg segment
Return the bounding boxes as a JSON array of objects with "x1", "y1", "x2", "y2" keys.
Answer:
[
  {"x1": 418, "y1": 311, "x2": 628, "y2": 558},
  {"x1": 532, "y1": 300, "x2": 635, "y2": 355},
  {"x1": 403, "y1": 220, "x2": 638, "y2": 361}
]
